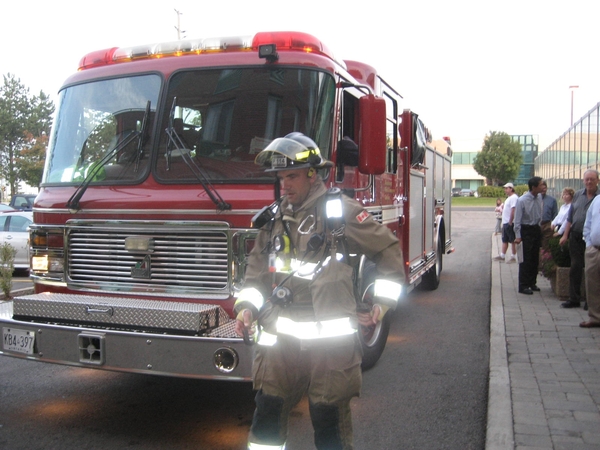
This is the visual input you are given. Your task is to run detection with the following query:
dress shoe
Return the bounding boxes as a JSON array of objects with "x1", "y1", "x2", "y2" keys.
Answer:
[
  {"x1": 530, "y1": 285, "x2": 540, "y2": 291},
  {"x1": 579, "y1": 321, "x2": 600, "y2": 328},
  {"x1": 560, "y1": 301, "x2": 580, "y2": 308},
  {"x1": 519, "y1": 288, "x2": 533, "y2": 295}
]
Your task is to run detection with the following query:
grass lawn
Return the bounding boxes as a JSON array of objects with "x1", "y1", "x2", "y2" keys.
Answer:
[{"x1": 451, "y1": 196, "x2": 497, "y2": 207}]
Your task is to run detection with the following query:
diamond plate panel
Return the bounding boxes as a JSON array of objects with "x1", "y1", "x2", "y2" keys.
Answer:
[{"x1": 13, "y1": 293, "x2": 231, "y2": 333}]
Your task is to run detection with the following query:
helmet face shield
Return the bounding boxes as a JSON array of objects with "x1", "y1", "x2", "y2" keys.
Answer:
[{"x1": 255, "y1": 133, "x2": 333, "y2": 171}]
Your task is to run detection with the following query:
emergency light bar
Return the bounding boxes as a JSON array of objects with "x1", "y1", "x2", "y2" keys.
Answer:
[{"x1": 78, "y1": 31, "x2": 337, "y2": 70}]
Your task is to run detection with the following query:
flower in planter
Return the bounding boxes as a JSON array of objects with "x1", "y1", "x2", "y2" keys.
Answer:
[
  {"x1": 541, "y1": 236, "x2": 570, "y2": 279},
  {"x1": 540, "y1": 248, "x2": 556, "y2": 279}
]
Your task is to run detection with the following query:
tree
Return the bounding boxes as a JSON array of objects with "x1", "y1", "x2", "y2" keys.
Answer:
[
  {"x1": 18, "y1": 132, "x2": 48, "y2": 190},
  {"x1": 0, "y1": 73, "x2": 54, "y2": 195},
  {"x1": 473, "y1": 131, "x2": 522, "y2": 185}
]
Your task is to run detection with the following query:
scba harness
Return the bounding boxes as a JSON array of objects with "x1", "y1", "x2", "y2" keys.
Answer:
[
  {"x1": 266, "y1": 187, "x2": 349, "y2": 306},
  {"x1": 236, "y1": 186, "x2": 403, "y2": 346},
  {"x1": 237, "y1": 188, "x2": 355, "y2": 344}
]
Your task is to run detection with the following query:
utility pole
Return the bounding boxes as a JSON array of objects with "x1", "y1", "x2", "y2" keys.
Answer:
[
  {"x1": 174, "y1": 9, "x2": 185, "y2": 40},
  {"x1": 569, "y1": 85, "x2": 579, "y2": 127}
]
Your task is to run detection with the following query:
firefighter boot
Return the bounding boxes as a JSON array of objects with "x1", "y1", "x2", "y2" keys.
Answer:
[
  {"x1": 309, "y1": 401, "x2": 348, "y2": 450},
  {"x1": 248, "y1": 390, "x2": 286, "y2": 448}
]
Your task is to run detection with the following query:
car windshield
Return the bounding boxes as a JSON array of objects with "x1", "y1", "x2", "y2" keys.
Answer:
[{"x1": 43, "y1": 68, "x2": 336, "y2": 186}]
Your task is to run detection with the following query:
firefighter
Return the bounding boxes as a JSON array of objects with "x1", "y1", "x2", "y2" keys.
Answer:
[{"x1": 234, "y1": 132, "x2": 405, "y2": 450}]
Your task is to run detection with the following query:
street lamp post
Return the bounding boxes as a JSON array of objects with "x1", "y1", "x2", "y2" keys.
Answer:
[{"x1": 570, "y1": 85, "x2": 579, "y2": 127}]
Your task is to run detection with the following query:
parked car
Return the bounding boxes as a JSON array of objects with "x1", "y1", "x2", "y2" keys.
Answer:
[
  {"x1": 451, "y1": 187, "x2": 462, "y2": 197},
  {"x1": 460, "y1": 188, "x2": 475, "y2": 197},
  {"x1": 0, "y1": 211, "x2": 33, "y2": 270},
  {"x1": 0, "y1": 204, "x2": 17, "y2": 212},
  {"x1": 9, "y1": 194, "x2": 36, "y2": 211}
]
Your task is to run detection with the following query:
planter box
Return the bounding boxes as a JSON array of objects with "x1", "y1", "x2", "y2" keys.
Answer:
[
  {"x1": 550, "y1": 266, "x2": 586, "y2": 300},
  {"x1": 551, "y1": 267, "x2": 570, "y2": 299}
]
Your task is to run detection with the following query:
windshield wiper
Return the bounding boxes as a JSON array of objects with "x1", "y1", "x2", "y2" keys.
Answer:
[
  {"x1": 165, "y1": 98, "x2": 231, "y2": 211},
  {"x1": 134, "y1": 101, "x2": 151, "y2": 172},
  {"x1": 66, "y1": 102, "x2": 151, "y2": 210},
  {"x1": 66, "y1": 131, "x2": 140, "y2": 210}
]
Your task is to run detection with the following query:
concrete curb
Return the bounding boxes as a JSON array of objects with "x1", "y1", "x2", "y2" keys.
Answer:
[
  {"x1": 486, "y1": 234, "x2": 514, "y2": 449},
  {"x1": 0, "y1": 286, "x2": 34, "y2": 301}
]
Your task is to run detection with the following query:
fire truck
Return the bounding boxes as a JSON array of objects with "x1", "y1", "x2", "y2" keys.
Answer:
[{"x1": 0, "y1": 31, "x2": 452, "y2": 380}]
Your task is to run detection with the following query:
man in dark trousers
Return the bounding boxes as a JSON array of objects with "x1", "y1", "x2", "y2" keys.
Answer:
[
  {"x1": 559, "y1": 169, "x2": 600, "y2": 308},
  {"x1": 514, "y1": 176, "x2": 544, "y2": 295},
  {"x1": 540, "y1": 181, "x2": 558, "y2": 250}
]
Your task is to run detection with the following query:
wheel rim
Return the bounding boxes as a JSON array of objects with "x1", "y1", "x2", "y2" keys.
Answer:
[
  {"x1": 360, "y1": 320, "x2": 383, "y2": 348},
  {"x1": 358, "y1": 283, "x2": 382, "y2": 348}
]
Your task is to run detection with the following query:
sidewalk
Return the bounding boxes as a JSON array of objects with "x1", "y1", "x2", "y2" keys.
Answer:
[{"x1": 487, "y1": 234, "x2": 600, "y2": 450}]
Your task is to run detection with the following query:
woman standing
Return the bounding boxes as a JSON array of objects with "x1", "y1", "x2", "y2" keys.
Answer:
[
  {"x1": 552, "y1": 187, "x2": 575, "y2": 236},
  {"x1": 494, "y1": 197, "x2": 504, "y2": 235}
]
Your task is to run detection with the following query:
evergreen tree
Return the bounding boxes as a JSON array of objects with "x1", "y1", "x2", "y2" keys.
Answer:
[
  {"x1": 18, "y1": 132, "x2": 48, "y2": 190},
  {"x1": 0, "y1": 73, "x2": 54, "y2": 195}
]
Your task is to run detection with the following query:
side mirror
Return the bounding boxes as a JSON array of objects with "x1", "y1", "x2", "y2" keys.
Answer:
[{"x1": 358, "y1": 95, "x2": 386, "y2": 175}]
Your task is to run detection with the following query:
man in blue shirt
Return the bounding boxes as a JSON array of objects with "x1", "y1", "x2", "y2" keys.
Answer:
[
  {"x1": 540, "y1": 181, "x2": 558, "y2": 250},
  {"x1": 581, "y1": 194, "x2": 600, "y2": 327}
]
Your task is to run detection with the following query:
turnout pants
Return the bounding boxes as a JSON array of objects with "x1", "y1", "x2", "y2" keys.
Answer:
[{"x1": 248, "y1": 334, "x2": 362, "y2": 450}]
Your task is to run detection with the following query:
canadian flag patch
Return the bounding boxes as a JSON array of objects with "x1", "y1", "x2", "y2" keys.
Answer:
[{"x1": 356, "y1": 210, "x2": 370, "y2": 223}]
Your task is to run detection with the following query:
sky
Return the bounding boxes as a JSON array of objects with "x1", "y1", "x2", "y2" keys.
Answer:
[{"x1": 2, "y1": 0, "x2": 599, "y2": 152}]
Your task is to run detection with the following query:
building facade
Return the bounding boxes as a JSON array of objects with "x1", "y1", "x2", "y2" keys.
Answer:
[
  {"x1": 451, "y1": 151, "x2": 485, "y2": 190},
  {"x1": 451, "y1": 134, "x2": 538, "y2": 190},
  {"x1": 536, "y1": 102, "x2": 600, "y2": 199},
  {"x1": 511, "y1": 134, "x2": 538, "y2": 186}
]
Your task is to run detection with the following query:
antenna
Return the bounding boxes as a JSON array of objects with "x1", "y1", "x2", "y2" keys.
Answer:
[{"x1": 174, "y1": 9, "x2": 186, "y2": 40}]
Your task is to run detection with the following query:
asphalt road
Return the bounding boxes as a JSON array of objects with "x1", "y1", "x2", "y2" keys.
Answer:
[
  {"x1": 8, "y1": 271, "x2": 32, "y2": 294},
  {"x1": 0, "y1": 208, "x2": 494, "y2": 450}
]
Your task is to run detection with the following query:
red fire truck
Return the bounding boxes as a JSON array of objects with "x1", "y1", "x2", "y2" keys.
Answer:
[{"x1": 0, "y1": 31, "x2": 452, "y2": 380}]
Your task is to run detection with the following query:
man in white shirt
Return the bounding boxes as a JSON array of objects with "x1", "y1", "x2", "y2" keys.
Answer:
[
  {"x1": 493, "y1": 182, "x2": 519, "y2": 263},
  {"x1": 581, "y1": 194, "x2": 600, "y2": 327}
]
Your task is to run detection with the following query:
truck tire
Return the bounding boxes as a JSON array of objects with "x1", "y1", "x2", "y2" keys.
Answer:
[
  {"x1": 421, "y1": 237, "x2": 443, "y2": 290},
  {"x1": 357, "y1": 263, "x2": 391, "y2": 371}
]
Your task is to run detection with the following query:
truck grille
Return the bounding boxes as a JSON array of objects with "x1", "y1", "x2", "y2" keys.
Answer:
[{"x1": 66, "y1": 221, "x2": 230, "y2": 297}]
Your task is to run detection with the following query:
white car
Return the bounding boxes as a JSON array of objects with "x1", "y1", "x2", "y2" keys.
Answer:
[
  {"x1": 0, "y1": 204, "x2": 17, "y2": 212},
  {"x1": 0, "y1": 211, "x2": 33, "y2": 270}
]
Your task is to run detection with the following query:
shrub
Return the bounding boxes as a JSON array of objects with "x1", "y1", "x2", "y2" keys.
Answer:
[
  {"x1": 540, "y1": 236, "x2": 570, "y2": 279},
  {"x1": 1, "y1": 242, "x2": 17, "y2": 299},
  {"x1": 476, "y1": 184, "x2": 528, "y2": 198}
]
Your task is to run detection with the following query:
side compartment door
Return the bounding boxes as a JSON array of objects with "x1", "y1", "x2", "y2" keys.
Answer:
[
  {"x1": 424, "y1": 146, "x2": 435, "y2": 254},
  {"x1": 408, "y1": 170, "x2": 425, "y2": 263}
]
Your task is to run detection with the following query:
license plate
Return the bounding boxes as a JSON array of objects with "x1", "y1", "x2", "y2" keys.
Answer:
[{"x1": 2, "y1": 327, "x2": 35, "y2": 355}]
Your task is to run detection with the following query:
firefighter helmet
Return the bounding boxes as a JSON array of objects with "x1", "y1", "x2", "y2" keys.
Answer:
[{"x1": 255, "y1": 132, "x2": 333, "y2": 171}]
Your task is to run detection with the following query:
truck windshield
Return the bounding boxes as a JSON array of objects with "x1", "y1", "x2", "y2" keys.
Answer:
[
  {"x1": 43, "y1": 74, "x2": 161, "y2": 185},
  {"x1": 156, "y1": 68, "x2": 335, "y2": 183},
  {"x1": 43, "y1": 68, "x2": 335, "y2": 186}
]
